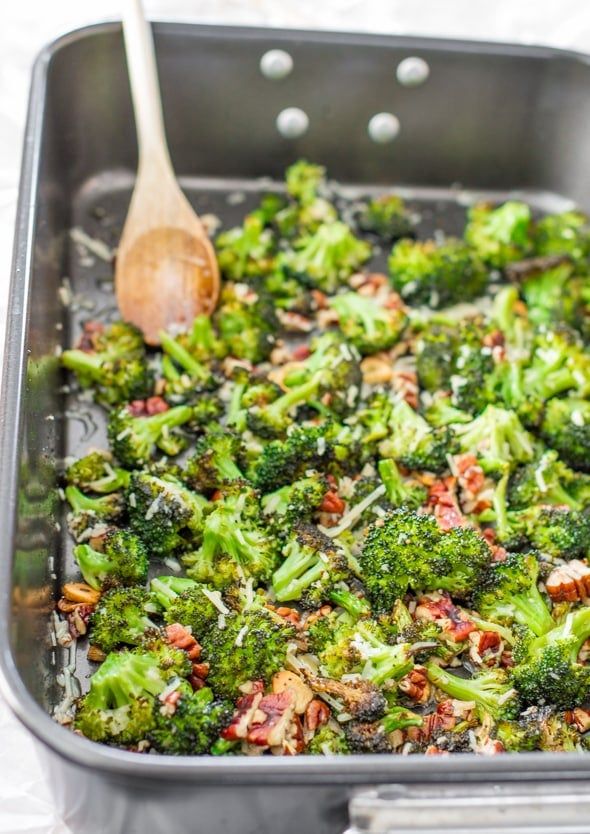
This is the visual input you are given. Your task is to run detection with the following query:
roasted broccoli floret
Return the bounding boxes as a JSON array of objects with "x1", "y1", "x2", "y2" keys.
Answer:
[
  {"x1": 74, "y1": 649, "x2": 182, "y2": 744},
  {"x1": 533, "y1": 210, "x2": 590, "y2": 266},
  {"x1": 272, "y1": 523, "x2": 357, "y2": 607},
  {"x1": 464, "y1": 201, "x2": 532, "y2": 268},
  {"x1": 426, "y1": 662, "x2": 520, "y2": 720},
  {"x1": 149, "y1": 575, "x2": 222, "y2": 638},
  {"x1": 512, "y1": 607, "x2": 590, "y2": 708},
  {"x1": 127, "y1": 472, "x2": 208, "y2": 556},
  {"x1": 519, "y1": 506, "x2": 590, "y2": 560},
  {"x1": 201, "y1": 607, "x2": 296, "y2": 698},
  {"x1": 159, "y1": 328, "x2": 217, "y2": 393},
  {"x1": 65, "y1": 451, "x2": 130, "y2": 494},
  {"x1": 379, "y1": 398, "x2": 452, "y2": 474},
  {"x1": 61, "y1": 321, "x2": 153, "y2": 405},
  {"x1": 90, "y1": 586, "x2": 159, "y2": 652},
  {"x1": 215, "y1": 212, "x2": 276, "y2": 280},
  {"x1": 148, "y1": 686, "x2": 233, "y2": 755},
  {"x1": 507, "y1": 450, "x2": 587, "y2": 511},
  {"x1": 214, "y1": 282, "x2": 278, "y2": 363},
  {"x1": 184, "y1": 429, "x2": 245, "y2": 492},
  {"x1": 452, "y1": 405, "x2": 536, "y2": 475},
  {"x1": 72, "y1": 529, "x2": 149, "y2": 590},
  {"x1": 357, "y1": 194, "x2": 413, "y2": 240},
  {"x1": 182, "y1": 483, "x2": 278, "y2": 589},
  {"x1": 307, "y1": 724, "x2": 350, "y2": 755},
  {"x1": 514, "y1": 256, "x2": 582, "y2": 329},
  {"x1": 471, "y1": 552, "x2": 554, "y2": 637},
  {"x1": 108, "y1": 404, "x2": 194, "y2": 467},
  {"x1": 328, "y1": 292, "x2": 407, "y2": 355},
  {"x1": 359, "y1": 509, "x2": 491, "y2": 612},
  {"x1": 278, "y1": 221, "x2": 371, "y2": 294},
  {"x1": 378, "y1": 458, "x2": 427, "y2": 510},
  {"x1": 540, "y1": 397, "x2": 590, "y2": 473},
  {"x1": 261, "y1": 474, "x2": 327, "y2": 526},
  {"x1": 388, "y1": 237, "x2": 487, "y2": 308},
  {"x1": 280, "y1": 159, "x2": 338, "y2": 234},
  {"x1": 307, "y1": 675, "x2": 387, "y2": 722},
  {"x1": 251, "y1": 424, "x2": 334, "y2": 492},
  {"x1": 415, "y1": 319, "x2": 494, "y2": 414},
  {"x1": 352, "y1": 622, "x2": 413, "y2": 687},
  {"x1": 65, "y1": 484, "x2": 124, "y2": 541}
]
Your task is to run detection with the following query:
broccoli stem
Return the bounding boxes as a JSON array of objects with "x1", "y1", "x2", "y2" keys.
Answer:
[
  {"x1": 270, "y1": 374, "x2": 322, "y2": 419},
  {"x1": 65, "y1": 485, "x2": 115, "y2": 516},
  {"x1": 159, "y1": 331, "x2": 209, "y2": 380},
  {"x1": 61, "y1": 350, "x2": 105, "y2": 381},
  {"x1": 328, "y1": 588, "x2": 370, "y2": 620},
  {"x1": 425, "y1": 662, "x2": 512, "y2": 719},
  {"x1": 510, "y1": 589, "x2": 555, "y2": 639},
  {"x1": 73, "y1": 544, "x2": 112, "y2": 589},
  {"x1": 273, "y1": 548, "x2": 324, "y2": 601},
  {"x1": 531, "y1": 607, "x2": 590, "y2": 660}
]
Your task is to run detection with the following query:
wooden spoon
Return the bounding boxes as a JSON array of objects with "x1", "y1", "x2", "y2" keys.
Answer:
[{"x1": 116, "y1": 0, "x2": 219, "y2": 345}]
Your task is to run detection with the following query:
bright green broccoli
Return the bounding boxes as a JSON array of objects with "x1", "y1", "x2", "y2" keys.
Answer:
[
  {"x1": 507, "y1": 450, "x2": 588, "y2": 511},
  {"x1": 533, "y1": 210, "x2": 590, "y2": 266},
  {"x1": 214, "y1": 282, "x2": 278, "y2": 363},
  {"x1": 184, "y1": 428, "x2": 245, "y2": 492},
  {"x1": 377, "y1": 458, "x2": 427, "y2": 509},
  {"x1": 464, "y1": 201, "x2": 533, "y2": 268},
  {"x1": 149, "y1": 575, "x2": 222, "y2": 637},
  {"x1": 148, "y1": 686, "x2": 233, "y2": 754},
  {"x1": 328, "y1": 292, "x2": 407, "y2": 355},
  {"x1": 307, "y1": 724, "x2": 350, "y2": 755},
  {"x1": 72, "y1": 529, "x2": 149, "y2": 590},
  {"x1": 260, "y1": 474, "x2": 327, "y2": 526},
  {"x1": 388, "y1": 237, "x2": 488, "y2": 308},
  {"x1": 426, "y1": 662, "x2": 520, "y2": 719},
  {"x1": 251, "y1": 424, "x2": 334, "y2": 492},
  {"x1": 90, "y1": 586, "x2": 159, "y2": 652},
  {"x1": 108, "y1": 404, "x2": 194, "y2": 467},
  {"x1": 451, "y1": 405, "x2": 536, "y2": 475},
  {"x1": 65, "y1": 451, "x2": 130, "y2": 494},
  {"x1": 357, "y1": 194, "x2": 413, "y2": 240},
  {"x1": 540, "y1": 397, "x2": 590, "y2": 473},
  {"x1": 379, "y1": 397, "x2": 453, "y2": 474},
  {"x1": 65, "y1": 484, "x2": 124, "y2": 541},
  {"x1": 215, "y1": 211, "x2": 276, "y2": 280}
]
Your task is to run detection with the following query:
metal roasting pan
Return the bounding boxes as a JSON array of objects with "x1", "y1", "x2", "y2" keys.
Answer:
[{"x1": 3, "y1": 21, "x2": 590, "y2": 834}]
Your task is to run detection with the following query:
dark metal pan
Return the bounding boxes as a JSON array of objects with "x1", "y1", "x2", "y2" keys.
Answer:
[{"x1": 2, "y1": 22, "x2": 590, "y2": 834}]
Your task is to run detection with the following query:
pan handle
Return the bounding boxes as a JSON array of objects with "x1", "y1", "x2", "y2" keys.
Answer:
[{"x1": 345, "y1": 782, "x2": 590, "y2": 833}]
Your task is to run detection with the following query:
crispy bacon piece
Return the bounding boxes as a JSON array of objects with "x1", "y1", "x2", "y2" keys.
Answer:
[
  {"x1": 165, "y1": 623, "x2": 202, "y2": 661},
  {"x1": 398, "y1": 666, "x2": 431, "y2": 704},
  {"x1": 455, "y1": 453, "x2": 486, "y2": 497},
  {"x1": 424, "y1": 745, "x2": 449, "y2": 756},
  {"x1": 546, "y1": 560, "x2": 590, "y2": 602},
  {"x1": 392, "y1": 369, "x2": 419, "y2": 409},
  {"x1": 128, "y1": 396, "x2": 169, "y2": 417},
  {"x1": 415, "y1": 594, "x2": 475, "y2": 642},
  {"x1": 320, "y1": 490, "x2": 346, "y2": 515},
  {"x1": 428, "y1": 478, "x2": 467, "y2": 531},
  {"x1": 291, "y1": 344, "x2": 311, "y2": 361}
]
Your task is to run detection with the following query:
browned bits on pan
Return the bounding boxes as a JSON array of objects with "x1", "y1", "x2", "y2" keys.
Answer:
[{"x1": 546, "y1": 560, "x2": 590, "y2": 602}]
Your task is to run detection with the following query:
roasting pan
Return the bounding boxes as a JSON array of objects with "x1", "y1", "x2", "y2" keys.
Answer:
[{"x1": 3, "y1": 21, "x2": 590, "y2": 834}]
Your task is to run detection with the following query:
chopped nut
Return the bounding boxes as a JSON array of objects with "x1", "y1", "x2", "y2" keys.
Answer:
[
  {"x1": 272, "y1": 670, "x2": 313, "y2": 714},
  {"x1": 360, "y1": 353, "x2": 393, "y2": 385},
  {"x1": 565, "y1": 707, "x2": 590, "y2": 733},
  {"x1": 61, "y1": 582, "x2": 101, "y2": 606},
  {"x1": 305, "y1": 698, "x2": 331, "y2": 732},
  {"x1": 546, "y1": 560, "x2": 590, "y2": 602},
  {"x1": 87, "y1": 644, "x2": 106, "y2": 663},
  {"x1": 398, "y1": 667, "x2": 431, "y2": 703}
]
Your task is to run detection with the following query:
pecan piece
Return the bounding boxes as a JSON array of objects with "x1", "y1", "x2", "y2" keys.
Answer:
[
  {"x1": 546, "y1": 560, "x2": 590, "y2": 603},
  {"x1": 247, "y1": 691, "x2": 296, "y2": 747},
  {"x1": 398, "y1": 666, "x2": 431, "y2": 704},
  {"x1": 305, "y1": 698, "x2": 331, "y2": 732}
]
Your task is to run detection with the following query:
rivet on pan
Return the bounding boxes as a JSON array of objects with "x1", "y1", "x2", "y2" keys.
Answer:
[
  {"x1": 260, "y1": 49, "x2": 294, "y2": 80},
  {"x1": 368, "y1": 113, "x2": 400, "y2": 144},
  {"x1": 276, "y1": 107, "x2": 309, "y2": 139},
  {"x1": 396, "y1": 56, "x2": 430, "y2": 87}
]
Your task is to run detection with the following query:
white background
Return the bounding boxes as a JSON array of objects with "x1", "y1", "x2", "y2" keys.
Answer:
[{"x1": 2, "y1": 2, "x2": 590, "y2": 832}]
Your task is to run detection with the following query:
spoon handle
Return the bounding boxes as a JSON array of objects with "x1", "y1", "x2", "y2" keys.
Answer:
[{"x1": 122, "y1": 0, "x2": 173, "y2": 174}]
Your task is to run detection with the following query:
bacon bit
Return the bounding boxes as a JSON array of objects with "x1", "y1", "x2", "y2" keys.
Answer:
[
  {"x1": 455, "y1": 453, "x2": 486, "y2": 497},
  {"x1": 416, "y1": 594, "x2": 475, "y2": 643},
  {"x1": 127, "y1": 400, "x2": 148, "y2": 417},
  {"x1": 165, "y1": 623, "x2": 202, "y2": 661},
  {"x1": 211, "y1": 489, "x2": 224, "y2": 502},
  {"x1": 247, "y1": 691, "x2": 297, "y2": 747},
  {"x1": 305, "y1": 699, "x2": 331, "y2": 732},
  {"x1": 222, "y1": 689, "x2": 265, "y2": 741},
  {"x1": 483, "y1": 329, "x2": 504, "y2": 349},
  {"x1": 272, "y1": 670, "x2": 313, "y2": 714},
  {"x1": 159, "y1": 688, "x2": 182, "y2": 715},
  {"x1": 311, "y1": 290, "x2": 328, "y2": 309},
  {"x1": 428, "y1": 479, "x2": 467, "y2": 531},
  {"x1": 274, "y1": 606, "x2": 301, "y2": 625},
  {"x1": 77, "y1": 320, "x2": 104, "y2": 351},
  {"x1": 145, "y1": 396, "x2": 169, "y2": 415},
  {"x1": 399, "y1": 666, "x2": 431, "y2": 703},
  {"x1": 546, "y1": 560, "x2": 590, "y2": 603},
  {"x1": 291, "y1": 344, "x2": 311, "y2": 361},
  {"x1": 320, "y1": 490, "x2": 346, "y2": 515},
  {"x1": 565, "y1": 707, "x2": 590, "y2": 733},
  {"x1": 424, "y1": 745, "x2": 449, "y2": 756}
]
